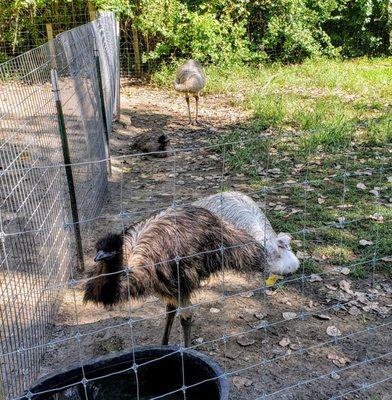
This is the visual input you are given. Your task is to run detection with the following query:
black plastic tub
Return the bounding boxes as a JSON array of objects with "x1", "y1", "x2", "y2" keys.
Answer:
[{"x1": 25, "y1": 346, "x2": 229, "y2": 400}]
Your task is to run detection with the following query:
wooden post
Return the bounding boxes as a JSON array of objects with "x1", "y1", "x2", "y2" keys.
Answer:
[
  {"x1": 50, "y1": 69, "x2": 85, "y2": 272},
  {"x1": 131, "y1": 26, "x2": 142, "y2": 77},
  {"x1": 88, "y1": 0, "x2": 96, "y2": 21},
  {"x1": 46, "y1": 23, "x2": 57, "y2": 69}
]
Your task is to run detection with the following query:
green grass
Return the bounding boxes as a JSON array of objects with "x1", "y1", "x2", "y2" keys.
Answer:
[{"x1": 153, "y1": 57, "x2": 392, "y2": 278}]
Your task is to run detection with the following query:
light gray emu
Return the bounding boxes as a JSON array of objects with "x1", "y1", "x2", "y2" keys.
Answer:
[
  {"x1": 174, "y1": 60, "x2": 206, "y2": 124},
  {"x1": 84, "y1": 205, "x2": 266, "y2": 347},
  {"x1": 194, "y1": 191, "x2": 300, "y2": 275}
]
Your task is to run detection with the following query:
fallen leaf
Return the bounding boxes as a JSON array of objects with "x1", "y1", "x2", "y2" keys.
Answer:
[
  {"x1": 309, "y1": 274, "x2": 323, "y2": 282},
  {"x1": 236, "y1": 336, "x2": 255, "y2": 347},
  {"x1": 313, "y1": 314, "x2": 331, "y2": 320},
  {"x1": 340, "y1": 267, "x2": 350, "y2": 275},
  {"x1": 265, "y1": 274, "x2": 280, "y2": 287},
  {"x1": 279, "y1": 337, "x2": 290, "y2": 347},
  {"x1": 369, "y1": 189, "x2": 380, "y2": 197},
  {"x1": 193, "y1": 337, "x2": 204, "y2": 344},
  {"x1": 325, "y1": 284, "x2": 338, "y2": 291},
  {"x1": 209, "y1": 308, "x2": 220, "y2": 314},
  {"x1": 371, "y1": 213, "x2": 383, "y2": 222},
  {"x1": 282, "y1": 312, "x2": 297, "y2": 320},
  {"x1": 330, "y1": 371, "x2": 340, "y2": 380},
  {"x1": 348, "y1": 306, "x2": 361, "y2": 316},
  {"x1": 326, "y1": 326, "x2": 342, "y2": 337},
  {"x1": 339, "y1": 280, "x2": 354, "y2": 295},
  {"x1": 317, "y1": 197, "x2": 326, "y2": 204},
  {"x1": 388, "y1": 177, "x2": 392, "y2": 183},
  {"x1": 359, "y1": 239, "x2": 373, "y2": 246},
  {"x1": 232, "y1": 376, "x2": 253, "y2": 389},
  {"x1": 381, "y1": 256, "x2": 392, "y2": 263},
  {"x1": 239, "y1": 291, "x2": 254, "y2": 298},
  {"x1": 356, "y1": 183, "x2": 367, "y2": 190},
  {"x1": 254, "y1": 312, "x2": 267, "y2": 320}
]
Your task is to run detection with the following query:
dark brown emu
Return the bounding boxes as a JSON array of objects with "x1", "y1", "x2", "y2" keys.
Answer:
[{"x1": 84, "y1": 205, "x2": 267, "y2": 347}]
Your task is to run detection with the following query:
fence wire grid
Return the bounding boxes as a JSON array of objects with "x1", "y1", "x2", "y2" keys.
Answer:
[
  {"x1": 0, "y1": 12, "x2": 119, "y2": 398},
  {"x1": 0, "y1": 10, "x2": 391, "y2": 400}
]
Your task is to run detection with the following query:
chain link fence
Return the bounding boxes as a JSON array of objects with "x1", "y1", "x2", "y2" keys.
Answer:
[{"x1": 0, "y1": 12, "x2": 119, "y2": 399}]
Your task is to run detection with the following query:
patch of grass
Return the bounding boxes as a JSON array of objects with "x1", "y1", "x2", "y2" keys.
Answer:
[
  {"x1": 154, "y1": 57, "x2": 391, "y2": 279},
  {"x1": 301, "y1": 259, "x2": 323, "y2": 274},
  {"x1": 350, "y1": 266, "x2": 369, "y2": 279}
]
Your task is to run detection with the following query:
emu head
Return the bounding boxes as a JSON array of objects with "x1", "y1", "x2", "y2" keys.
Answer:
[
  {"x1": 266, "y1": 233, "x2": 300, "y2": 275},
  {"x1": 94, "y1": 233, "x2": 122, "y2": 262},
  {"x1": 83, "y1": 233, "x2": 124, "y2": 307}
]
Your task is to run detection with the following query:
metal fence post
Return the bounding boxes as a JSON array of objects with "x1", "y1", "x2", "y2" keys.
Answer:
[
  {"x1": 50, "y1": 69, "x2": 85, "y2": 272},
  {"x1": 94, "y1": 37, "x2": 112, "y2": 176},
  {"x1": 115, "y1": 17, "x2": 121, "y2": 121}
]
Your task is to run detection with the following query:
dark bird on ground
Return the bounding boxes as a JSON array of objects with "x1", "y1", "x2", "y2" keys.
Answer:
[
  {"x1": 84, "y1": 205, "x2": 266, "y2": 347},
  {"x1": 174, "y1": 60, "x2": 206, "y2": 124},
  {"x1": 132, "y1": 132, "x2": 171, "y2": 158}
]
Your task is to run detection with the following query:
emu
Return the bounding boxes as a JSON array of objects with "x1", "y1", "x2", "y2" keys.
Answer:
[
  {"x1": 174, "y1": 60, "x2": 206, "y2": 124},
  {"x1": 132, "y1": 132, "x2": 171, "y2": 158},
  {"x1": 84, "y1": 205, "x2": 266, "y2": 347},
  {"x1": 194, "y1": 191, "x2": 300, "y2": 275}
]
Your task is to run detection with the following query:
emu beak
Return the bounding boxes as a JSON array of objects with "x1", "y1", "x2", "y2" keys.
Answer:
[{"x1": 94, "y1": 250, "x2": 117, "y2": 262}]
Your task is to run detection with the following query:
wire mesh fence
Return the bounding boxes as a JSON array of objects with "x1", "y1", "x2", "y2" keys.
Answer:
[
  {"x1": 0, "y1": 12, "x2": 119, "y2": 398},
  {"x1": 1, "y1": 9, "x2": 391, "y2": 400}
]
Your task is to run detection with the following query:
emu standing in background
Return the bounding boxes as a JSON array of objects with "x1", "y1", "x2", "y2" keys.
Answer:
[
  {"x1": 174, "y1": 60, "x2": 206, "y2": 124},
  {"x1": 84, "y1": 206, "x2": 266, "y2": 347}
]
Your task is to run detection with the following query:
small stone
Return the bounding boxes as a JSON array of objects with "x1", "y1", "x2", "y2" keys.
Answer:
[
  {"x1": 210, "y1": 308, "x2": 220, "y2": 314},
  {"x1": 193, "y1": 337, "x2": 204, "y2": 344}
]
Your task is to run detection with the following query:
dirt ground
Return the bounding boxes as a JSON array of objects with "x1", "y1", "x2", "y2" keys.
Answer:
[{"x1": 39, "y1": 83, "x2": 392, "y2": 400}]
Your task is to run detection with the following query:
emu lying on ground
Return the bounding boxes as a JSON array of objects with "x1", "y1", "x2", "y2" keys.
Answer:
[
  {"x1": 84, "y1": 205, "x2": 266, "y2": 347},
  {"x1": 174, "y1": 60, "x2": 206, "y2": 124},
  {"x1": 132, "y1": 132, "x2": 171, "y2": 158},
  {"x1": 194, "y1": 191, "x2": 300, "y2": 275}
]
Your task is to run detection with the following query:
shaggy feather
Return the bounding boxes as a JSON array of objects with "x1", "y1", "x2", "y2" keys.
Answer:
[{"x1": 83, "y1": 205, "x2": 267, "y2": 309}]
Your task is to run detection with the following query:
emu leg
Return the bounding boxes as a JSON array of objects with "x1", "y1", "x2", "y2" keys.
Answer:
[
  {"x1": 162, "y1": 304, "x2": 176, "y2": 345},
  {"x1": 195, "y1": 94, "x2": 200, "y2": 124},
  {"x1": 185, "y1": 95, "x2": 192, "y2": 124},
  {"x1": 180, "y1": 297, "x2": 193, "y2": 347}
]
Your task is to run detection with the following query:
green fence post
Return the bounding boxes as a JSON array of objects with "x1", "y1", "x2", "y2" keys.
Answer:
[
  {"x1": 94, "y1": 37, "x2": 112, "y2": 176},
  {"x1": 50, "y1": 69, "x2": 85, "y2": 272}
]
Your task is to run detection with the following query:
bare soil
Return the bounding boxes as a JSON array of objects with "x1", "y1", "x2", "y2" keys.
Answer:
[{"x1": 39, "y1": 83, "x2": 392, "y2": 400}]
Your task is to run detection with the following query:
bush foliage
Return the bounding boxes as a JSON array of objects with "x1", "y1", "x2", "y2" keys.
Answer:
[{"x1": 0, "y1": 0, "x2": 390, "y2": 64}]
